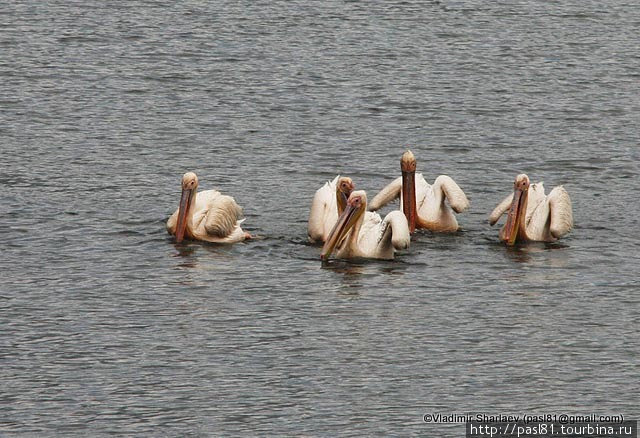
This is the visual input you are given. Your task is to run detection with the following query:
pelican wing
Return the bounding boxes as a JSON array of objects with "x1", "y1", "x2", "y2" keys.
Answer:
[
  {"x1": 435, "y1": 175, "x2": 470, "y2": 213},
  {"x1": 489, "y1": 193, "x2": 514, "y2": 226},
  {"x1": 548, "y1": 186, "x2": 573, "y2": 238},
  {"x1": 383, "y1": 210, "x2": 410, "y2": 251},
  {"x1": 355, "y1": 210, "x2": 408, "y2": 259},
  {"x1": 359, "y1": 211, "x2": 383, "y2": 240},
  {"x1": 308, "y1": 176, "x2": 339, "y2": 242},
  {"x1": 215, "y1": 219, "x2": 248, "y2": 243},
  {"x1": 203, "y1": 194, "x2": 243, "y2": 238},
  {"x1": 368, "y1": 176, "x2": 401, "y2": 211}
]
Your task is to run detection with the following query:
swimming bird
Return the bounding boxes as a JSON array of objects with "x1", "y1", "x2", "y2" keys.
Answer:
[
  {"x1": 321, "y1": 190, "x2": 410, "y2": 260},
  {"x1": 307, "y1": 176, "x2": 355, "y2": 243},
  {"x1": 167, "y1": 172, "x2": 250, "y2": 244},
  {"x1": 489, "y1": 174, "x2": 573, "y2": 245},
  {"x1": 369, "y1": 150, "x2": 469, "y2": 233}
]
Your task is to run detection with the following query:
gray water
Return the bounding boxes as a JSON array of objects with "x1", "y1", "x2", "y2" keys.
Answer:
[{"x1": 1, "y1": 0, "x2": 639, "y2": 436}]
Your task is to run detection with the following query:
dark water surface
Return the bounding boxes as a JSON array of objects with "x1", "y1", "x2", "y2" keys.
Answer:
[{"x1": 2, "y1": 1, "x2": 639, "y2": 436}]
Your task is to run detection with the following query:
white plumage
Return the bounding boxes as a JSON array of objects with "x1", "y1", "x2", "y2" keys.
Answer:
[
  {"x1": 167, "y1": 172, "x2": 249, "y2": 244},
  {"x1": 369, "y1": 173, "x2": 469, "y2": 232},
  {"x1": 308, "y1": 175, "x2": 342, "y2": 243},
  {"x1": 321, "y1": 191, "x2": 410, "y2": 260},
  {"x1": 490, "y1": 175, "x2": 573, "y2": 243},
  {"x1": 308, "y1": 175, "x2": 379, "y2": 243}
]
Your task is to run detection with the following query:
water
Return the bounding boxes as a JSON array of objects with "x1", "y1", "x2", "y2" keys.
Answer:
[{"x1": 1, "y1": 1, "x2": 639, "y2": 436}]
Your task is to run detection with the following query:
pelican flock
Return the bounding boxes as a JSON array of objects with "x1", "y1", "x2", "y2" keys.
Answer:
[
  {"x1": 168, "y1": 156, "x2": 576, "y2": 259},
  {"x1": 489, "y1": 174, "x2": 573, "y2": 245},
  {"x1": 369, "y1": 150, "x2": 469, "y2": 233},
  {"x1": 167, "y1": 172, "x2": 251, "y2": 244}
]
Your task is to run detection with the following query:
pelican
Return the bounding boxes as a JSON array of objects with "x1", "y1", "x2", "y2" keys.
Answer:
[
  {"x1": 308, "y1": 176, "x2": 355, "y2": 243},
  {"x1": 489, "y1": 174, "x2": 573, "y2": 245},
  {"x1": 321, "y1": 191, "x2": 410, "y2": 260},
  {"x1": 167, "y1": 172, "x2": 251, "y2": 244},
  {"x1": 369, "y1": 150, "x2": 469, "y2": 233}
]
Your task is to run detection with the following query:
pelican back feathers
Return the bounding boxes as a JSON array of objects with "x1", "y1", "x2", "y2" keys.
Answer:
[
  {"x1": 548, "y1": 186, "x2": 573, "y2": 239},
  {"x1": 204, "y1": 194, "x2": 243, "y2": 238}
]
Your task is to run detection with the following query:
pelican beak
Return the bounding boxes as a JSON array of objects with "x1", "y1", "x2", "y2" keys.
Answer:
[
  {"x1": 503, "y1": 187, "x2": 525, "y2": 246},
  {"x1": 401, "y1": 151, "x2": 417, "y2": 233},
  {"x1": 337, "y1": 190, "x2": 349, "y2": 216},
  {"x1": 175, "y1": 187, "x2": 193, "y2": 243},
  {"x1": 336, "y1": 179, "x2": 355, "y2": 216},
  {"x1": 321, "y1": 201, "x2": 362, "y2": 260},
  {"x1": 402, "y1": 168, "x2": 417, "y2": 233}
]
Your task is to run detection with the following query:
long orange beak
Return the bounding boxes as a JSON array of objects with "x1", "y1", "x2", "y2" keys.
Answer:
[
  {"x1": 402, "y1": 170, "x2": 417, "y2": 233},
  {"x1": 336, "y1": 189, "x2": 351, "y2": 216},
  {"x1": 321, "y1": 202, "x2": 362, "y2": 261},
  {"x1": 336, "y1": 179, "x2": 354, "y2": 216},
  {"x1": 175, "y1": 188, "x2": 193, "y2": 243},
  {"x1": 503, "y1": 188, "x2": 525, "y2": 246}
]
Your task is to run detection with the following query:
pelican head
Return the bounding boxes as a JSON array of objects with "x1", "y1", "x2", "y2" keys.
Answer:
[
  {"x1": 502, "y1": 173, "x2": 530, "y2": 245},
  {"x1": 400, "y1": 150, "x2": 416, "y2": 172},
  {"x1": 400, "y1": 150, "x2": 417, "y2": 233},
  {"x1": 321, "y1": 190, "x2": 367, "y2": 260},
  {"x1": 336, "y1": 176, "x2": 355, "y2": 215},
  {"x1": 175, "y1": 172, "x2": 199, "y2": 243}
]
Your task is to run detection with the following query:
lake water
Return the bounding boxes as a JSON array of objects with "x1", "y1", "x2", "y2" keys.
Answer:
[{"x1": 1, "y1": 1, "x2": 638, "y2": 436}]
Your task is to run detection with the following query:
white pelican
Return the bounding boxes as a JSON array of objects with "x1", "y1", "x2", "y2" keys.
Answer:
[
  {"x1": 321, "y1": 190, "x2": 410, "y2": 260},
  {"x1": 369, "y1": 150, "x2": 469, "y2": 233},
  {"x1": 308, "y1": 176, "x2": 384, "y2": 244},
  {"x1": 489, "y1": 174, "x2": 573, "y2": 245},
  {"x1": 167, "y1": 172, "x2": 251, "y2": 244},
  {"x1": 308, "y1": 176, "x2": 354, "y2": 243}
]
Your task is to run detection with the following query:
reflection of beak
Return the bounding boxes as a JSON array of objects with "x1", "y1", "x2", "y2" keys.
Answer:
[
  {"x1": 321, "y1": 202, "x2": 362, "y2": 260},
  {"x1": 503, "y1": 188, "x2": 525, "y2": 246},
  {"x1": 402, "y1": 170, "x2": 416, "y2": 233},
  {"x1": 175, "y1": 188, "x2": 192, "y2": 243}
]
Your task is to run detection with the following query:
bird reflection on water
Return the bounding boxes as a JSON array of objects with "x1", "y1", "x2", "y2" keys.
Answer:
[
  {"x1": 322, "y1": 258, "x2": 407, "y2": 296},
  {"x1": 501, "y1": 241, "x2": 571, "y2": 266}
]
